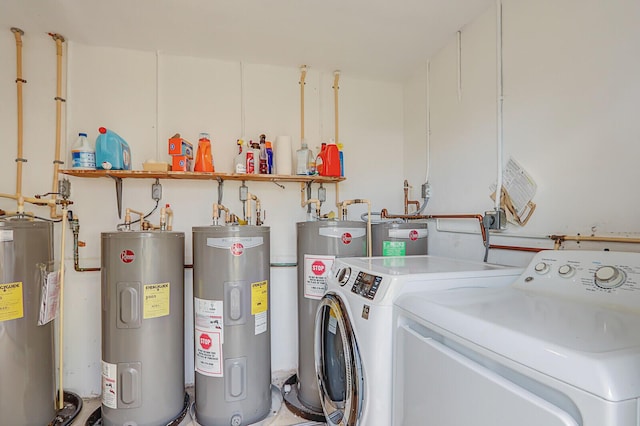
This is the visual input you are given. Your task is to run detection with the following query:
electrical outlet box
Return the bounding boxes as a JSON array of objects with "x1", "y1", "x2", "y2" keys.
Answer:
[
  {"x1": 483, "y1": 209, "x2": 507, "y2": 230},
  {"x1": 318, "y1": 186, "x2": 327, "y2": 203},
  {"x1": 421, "y1": 182, "x2": 432, "y2": 198},
  {"x1": 151, "y1": 182, "x2": 162, "y2": 201},
  {"x1": 239, "y1": 185, "x2": 248, "y2": 201},
  {"x1": 58, "y1": 179, "x2": 71, "y2": 199}
]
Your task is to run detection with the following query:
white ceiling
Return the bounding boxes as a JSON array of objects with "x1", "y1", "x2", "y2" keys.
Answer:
[{"x1": 2, "y1": 0, "x2": 493, "y2": 82}]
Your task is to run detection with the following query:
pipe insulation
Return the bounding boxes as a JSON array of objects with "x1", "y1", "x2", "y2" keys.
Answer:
[
  {"x1": 49, "y1": 33, "x2": 65, "y2": 219},
  {"x1": 495, "y1": 0, "x2": 504, "y2": 211}
]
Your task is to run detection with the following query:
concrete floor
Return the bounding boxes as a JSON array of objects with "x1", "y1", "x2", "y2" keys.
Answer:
[{"x1": 74, "y1": 373, "x2": 325, "y2": 426}]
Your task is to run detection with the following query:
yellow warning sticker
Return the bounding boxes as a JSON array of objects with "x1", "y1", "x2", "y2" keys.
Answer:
[
  {"x1": 251, "y1": 280, "x2": 268, "y2": 315},
  {"x1": 143, "y1": 282, "x2": 170, "y2": 319},
  {"x1": 0, "y1": 282, "x2": 24, "y2": 322}
]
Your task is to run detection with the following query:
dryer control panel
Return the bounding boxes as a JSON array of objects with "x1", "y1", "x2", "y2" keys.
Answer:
[
  {"x1": 515, "y1": 250, "x2": 640, "y2": 308},
  {"x1": 351, "y1": 271, "x2": 383, "y2": 300}
]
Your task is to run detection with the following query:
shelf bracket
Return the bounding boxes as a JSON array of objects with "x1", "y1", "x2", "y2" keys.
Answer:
[{"x1": 108, "y1": 175, "x2": 124, "y2": 219}]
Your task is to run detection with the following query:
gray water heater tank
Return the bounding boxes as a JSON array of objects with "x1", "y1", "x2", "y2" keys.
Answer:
[
  {"x1": 101, "y1": 231, "x2": 185, "y2": 426},
  {"x1": 0, "y1": 219, "x2": 55, "y2": 425},
  {"x1": 192, "y1": 225, "x2": 271, "y2": 426},
  {"x1": 371, "y1": 221, "x2": 428, "y2": 256},
  {"x1": 295, "y1": 220, "x2": 367, "y2": 412}
]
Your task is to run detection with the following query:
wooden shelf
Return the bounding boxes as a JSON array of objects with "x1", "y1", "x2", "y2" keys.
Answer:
[{"x1": 60, "y1": 169, "x2": 345, "y2": 183}]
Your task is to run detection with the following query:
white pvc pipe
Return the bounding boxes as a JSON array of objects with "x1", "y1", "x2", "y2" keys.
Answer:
[
  {"x1": 457, "y1": 31, "x2": 462, "y2": 102},
  {"x1": 425, "y1": 61, "x2": 431, "y2": 184},
  {"x1": 58, "y1": 205, "x2": 68, "y2": 409},
  {"x1": 495, "y1": 0, "x2": 504, "y2": 211}
]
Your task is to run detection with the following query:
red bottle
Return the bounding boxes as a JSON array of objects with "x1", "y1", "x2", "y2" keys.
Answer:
[
  {"x1": 323, "y1": 142, "x2": 341, "y2": 177},
  {"x1": 316, "y1": 143, "x2": 327, "y2": 175}
]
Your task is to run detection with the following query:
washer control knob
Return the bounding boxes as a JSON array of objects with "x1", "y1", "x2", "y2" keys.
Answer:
[
  {"x1": 337, "y1": 267, "x2": 351, "y2": 286},
  {"x1": 534, "y1": 262, "x2": 550, "y2": 274},
  {"x1": 558, "y1": 264, "x2": 575, "y2": 277},
  {"x1": 594, "y1": 266, "x2": 625, "y2": 289}
]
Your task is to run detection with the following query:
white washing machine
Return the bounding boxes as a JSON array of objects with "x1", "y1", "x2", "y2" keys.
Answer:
[
  {"x1": 313, "y1": 255, "x2": 524, "y2": 426},
  {"x1": 393, "y1": 250, "x2": 640, "y2": 426}
]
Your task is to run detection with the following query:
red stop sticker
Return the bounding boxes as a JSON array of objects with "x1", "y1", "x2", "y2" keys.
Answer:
[
  {"x1": 409, "y1": 230, "x2": 419, "y2": 241},
  {"x1": 200, "y1": 333, "x2": 212, "y2": 350},
  {"x1": 342, "y1": 232, "x2": 352, "y2": 244},
  {"x1": 120, "y1": 249, "x2": 135, "y2": 263},
  {"x1": 311, "y1": 260, "x2": 326, "y2": 276},
  {"x1": 230, "y1": 242, "x2": 244, "y2": 256}
]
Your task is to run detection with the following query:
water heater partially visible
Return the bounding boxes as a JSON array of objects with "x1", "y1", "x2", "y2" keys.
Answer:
[
  {"x1": 101, "y1": 231, "x2": 185, "y2": 426},
  {"x1": 0, "y1": 219, "x2": 56, "y2": 425},
  {"x1": 371, "y1": 222, "x2": 428, "y2": 256}
]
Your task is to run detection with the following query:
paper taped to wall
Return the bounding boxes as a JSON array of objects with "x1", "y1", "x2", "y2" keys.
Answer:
[{"x1": 490, "y1": 157, "x2": 537, "y2": 226}]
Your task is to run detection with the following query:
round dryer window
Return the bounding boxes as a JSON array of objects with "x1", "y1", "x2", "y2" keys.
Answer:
[{"x1": 314, "y1": 292, "x2": 364, "y2": 426}]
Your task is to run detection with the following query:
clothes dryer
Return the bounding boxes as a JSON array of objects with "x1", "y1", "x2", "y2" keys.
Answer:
[
  {"x1": 394, "y1": 250, "x2": 640, "y2": 426},
  {"x1": 314, "y1": 255, "x2": 523, "y2": 426}
]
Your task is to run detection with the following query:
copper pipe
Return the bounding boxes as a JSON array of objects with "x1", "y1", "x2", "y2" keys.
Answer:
[
  {"x1": 392, "y1": 179, "x2": 423, "y2": 216},
  {"x1": 550, "y1": 234, "x2": 640, "y2": 245},
  {"x1": 49, "y1": 33, "x2": 65, "y2": 219},
  {"x1": 380, "y1": 211, "x2": 488, "y2": 247},
  {"x1": 11, "y1": 28, "x2": 25, "y2": 203},
  {"x1": 488, "y1": 244, "x2": 545, "y2": 253}
]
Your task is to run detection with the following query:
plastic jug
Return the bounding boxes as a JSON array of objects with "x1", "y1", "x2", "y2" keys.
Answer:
[
  {"x1": 194, "y1": 133, "x2": 214, "y2": 172},
  {"x1": 322, "y1": 142, "x2": 341, "y2": 177},
  {"x1": 95, "y1": 127, "x2": 131, "y2": 170},
  {"x1": 70, "y1": 132, "x2": 96, "y2": 169}
]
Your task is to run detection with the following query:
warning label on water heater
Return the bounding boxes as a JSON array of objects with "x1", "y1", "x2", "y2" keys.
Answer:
[
  {"x1": 251, "y1": 281, "x2": 268, "y2": 335},
  {"x1": 101, "y1": 361, "x2": 117, "y2": 409},
  {"x1": 143, "y1": 282, "x2": 170, "y2": 319},
  {"x1": 195, "y1": 329, "x2": 223, "y2": 377},
  {"x1": 304, "y1": 255, "x2": 335, "y2": 300},
  {"x1": 0, "y1": 281, "x2": 24, "y2": 322}
]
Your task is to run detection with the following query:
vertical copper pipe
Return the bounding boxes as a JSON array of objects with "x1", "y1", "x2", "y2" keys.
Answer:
[
  {"x1": 11, "y1": 28, "x2": 25, "y2": 202},
  {"x1": 49, "y1": 33, "x2": 65, "y2": 218}
]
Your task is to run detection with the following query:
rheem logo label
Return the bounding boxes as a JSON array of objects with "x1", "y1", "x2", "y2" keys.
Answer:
[
  {"x1": 120, "y1": 250, "x2": 135, "y2": 263},
  {"x1": 230, "y1": 243, "x2": 244, "y2": 256},
  {"x1": 409, "y1": 230, "x2": 419, "y2": 241},
  {"x1": 342, "y1": 232, "x2": 352, "y2": 245}
]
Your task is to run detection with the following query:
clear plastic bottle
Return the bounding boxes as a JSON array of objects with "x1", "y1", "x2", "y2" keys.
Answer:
[
  {"x1": 234, "y1": 139, "x2": 246, "y2": 173},
  {"x1": 296, "y1": 141, "x2": 314, "y2": 175},
  {"x1": 70, "y1": 132, "x2": 96, "y2": 169}
]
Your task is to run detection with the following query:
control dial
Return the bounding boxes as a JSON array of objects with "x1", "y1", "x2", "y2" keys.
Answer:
[
  {"x1": 534, "y1": 262, "x2": 550, "y2": 274},
  {"x1": 337, "y1": 267, "x2": 351, "y2": 286},
  {"x1": 558, "y1": 264, "x2": 575, "y2": 278},
  {"x1": 594, "y1": 266, "x2": 625, "y2": 289}
]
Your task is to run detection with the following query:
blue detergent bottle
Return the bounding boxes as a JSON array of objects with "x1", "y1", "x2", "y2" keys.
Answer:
[{"x1": 95, "y1": 127, "x2": 132, "y2": 170}]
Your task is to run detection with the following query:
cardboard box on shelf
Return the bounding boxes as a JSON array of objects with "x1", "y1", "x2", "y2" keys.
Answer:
[
  {"x1": 168, "y1": 136, "x2": 194, "y2": 158},
  {"x1": 172, "y1": 155, "x2": 192, "y2": 172}
]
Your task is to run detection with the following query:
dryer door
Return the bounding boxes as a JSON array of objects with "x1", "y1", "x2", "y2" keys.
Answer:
[{"x1": 314, "y1": 292, "x2": 364, "y2": 426}]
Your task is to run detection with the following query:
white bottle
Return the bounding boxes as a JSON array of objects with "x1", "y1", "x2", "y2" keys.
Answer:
[
  {"x1": 70, "y1": 132, "x2": 96, "y2": 169},
  {"x1": 296, "y1": 142, "x2": 313, "y2": 175}
]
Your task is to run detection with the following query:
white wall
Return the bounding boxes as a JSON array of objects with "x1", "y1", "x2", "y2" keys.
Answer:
[
  {"x1": 1, "y1": 37, "x2": 405, "y2": 396},
  {"x1": 404, "y1": 0, "x2": 640, "y2": 267}
]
